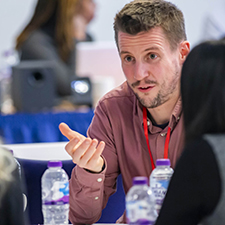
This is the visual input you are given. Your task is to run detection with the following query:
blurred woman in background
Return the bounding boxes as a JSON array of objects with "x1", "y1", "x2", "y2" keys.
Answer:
[
  {"x1": 15, "y1": 0, "x2": 96, "y2": 97},
  {"x1": 0, "y1": 147, "x2": 25, "y2": 224}
]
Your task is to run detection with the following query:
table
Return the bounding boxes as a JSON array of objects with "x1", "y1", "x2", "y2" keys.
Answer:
[
  {"x1": 0, "y1": 109, "x2": 94, "y2": 144},
  {"x1": 4, "y1": 141, "x2": 70, "y2": 160},
  {"x1": 2, "y1": 142, "x2": 125, "y2": 225}
]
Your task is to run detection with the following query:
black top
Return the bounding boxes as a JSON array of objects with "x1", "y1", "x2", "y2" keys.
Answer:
[{"x1": 155, "y1": 137, "x2": 221, "y2": 225}]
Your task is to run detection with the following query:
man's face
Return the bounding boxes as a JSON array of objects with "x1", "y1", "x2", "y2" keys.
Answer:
[{"x1": 118, "y1": 27, "x2": 183, "y2": 109}]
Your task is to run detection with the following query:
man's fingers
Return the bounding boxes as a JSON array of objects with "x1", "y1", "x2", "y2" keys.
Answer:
[
  {"x1": 59, "y1": 122, "x2": 105, "y2": 172},
  {"x1": 92, "y1": 141, "x2": 105, "y2": 160},
  {"x1": 59, "y1": 122, "x2": 82, "y2": 141},
  {"x1": 65, "y1": 137, "x2": 81, "y2": 156}
]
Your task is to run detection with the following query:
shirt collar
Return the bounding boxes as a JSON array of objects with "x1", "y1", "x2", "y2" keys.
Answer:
[{"x1": 137, "y1": 97, "x2": 182, "y2": 133}]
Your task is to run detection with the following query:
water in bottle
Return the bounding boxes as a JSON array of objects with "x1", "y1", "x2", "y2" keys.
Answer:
[
  {"x1": 41, "y1": 160, "x2": 69, "y2": 224},
  {"x1": 150, "y1": 159, "x2": 174, "y2": 214},
  {"x1": 126, "y1": 176, "x2": 158, "y2": 225}
]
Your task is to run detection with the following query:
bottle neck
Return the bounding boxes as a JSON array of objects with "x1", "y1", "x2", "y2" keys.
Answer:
[
  {"x1": 48, "y1": 166, "x2": 62, "y2": 170},
  {"x1": 156, "y1": 165, "x2": 170, "y2": 168},
  {"x1": 133, "y1": 183, "x2": 148, "y2": 187}
]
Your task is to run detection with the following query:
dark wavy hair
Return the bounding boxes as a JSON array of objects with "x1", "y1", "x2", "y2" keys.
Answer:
[
  {"x1": 181, "y1": 39, "x2": 225, "y2": 143},
  {"x1": 16, "y1": 0, "x2": 79, "y2": 62},
  {"x1": 113, "y1": 0, "x2": 187, "y2": 51}
]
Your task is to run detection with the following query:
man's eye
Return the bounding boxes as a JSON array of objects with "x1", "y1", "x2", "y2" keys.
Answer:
[
  {"x1": 149, "y1": 54, "x2": 157, "y2": 59},
  {"x1": 125, "y1": 56, "x2": 133, "y2": 62}
]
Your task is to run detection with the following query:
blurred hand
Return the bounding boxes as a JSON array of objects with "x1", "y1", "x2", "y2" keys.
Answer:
[
  {"x1": 73, "y1": 15, "x2": 87, "y2": 40},
  {"x1": 59, "y1": 122, "x2": 105, "y2": 173}
]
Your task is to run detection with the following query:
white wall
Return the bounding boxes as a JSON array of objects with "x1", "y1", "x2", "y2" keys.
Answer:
[
  {"x1": 0, "y1": 0, "x2": 36, "y2": 58},
  {"x1": 171, "y1": 0, "x2": 225, "y2": 46},
  {"x1": 0, "y1": 0, "x2": 225, "y2": 60}
]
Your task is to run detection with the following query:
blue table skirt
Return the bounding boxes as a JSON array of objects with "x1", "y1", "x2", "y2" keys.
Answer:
[{"x1": 0, "y1": 110, "x2": 94, "y2": 144}]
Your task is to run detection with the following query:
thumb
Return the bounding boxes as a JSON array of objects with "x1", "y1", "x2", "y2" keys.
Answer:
[{"x1": 59, "y1": 122, "x2": 81, "y2": 141}]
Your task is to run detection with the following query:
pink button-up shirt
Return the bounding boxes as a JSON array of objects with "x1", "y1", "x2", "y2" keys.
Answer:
[{"x1": 69, "y1": 82, "x2": 184, "y2": 224}]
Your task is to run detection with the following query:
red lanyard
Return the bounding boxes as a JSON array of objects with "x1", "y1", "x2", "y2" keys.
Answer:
[{"x1": 143, "y1": 107, "x2": 171, "y2": 170}]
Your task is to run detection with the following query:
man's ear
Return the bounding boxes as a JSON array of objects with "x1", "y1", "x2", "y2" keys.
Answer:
[{"x1": 179, "y1": 41, "x2": 190, "y2": 64}]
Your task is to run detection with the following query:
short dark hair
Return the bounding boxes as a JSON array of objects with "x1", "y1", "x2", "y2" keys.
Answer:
[
  {"x1": 181, "y1": 39, "x2": 225, "y2": 143},
  {"x1": 113, "y1": 0, "x2": 187, "y2": 51}
]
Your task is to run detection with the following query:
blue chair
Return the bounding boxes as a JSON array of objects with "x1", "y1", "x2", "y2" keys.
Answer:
[{"x1": 17, "y1": 158, "x2": 125, "y2": 224}]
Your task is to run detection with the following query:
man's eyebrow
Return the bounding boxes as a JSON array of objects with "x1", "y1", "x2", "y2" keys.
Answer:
[
  {"x1": 144, "y1": 47, "x2": 160, "y2": 51},
  {"x1": 120, "y1": 47, "x2": 160, "y2": 55},
  {"x1": 120, "y1": 51, "x2": 130, "y2": 55}
]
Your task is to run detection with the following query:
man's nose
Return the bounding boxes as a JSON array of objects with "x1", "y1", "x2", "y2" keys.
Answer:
[{"x1": 133, "y1": 62, "x2": 150, "y2": 80}]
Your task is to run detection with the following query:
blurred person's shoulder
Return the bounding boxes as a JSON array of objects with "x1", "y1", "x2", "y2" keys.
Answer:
[{"x1": 21, "y1": 29, "x2": 54, "y2": 49}]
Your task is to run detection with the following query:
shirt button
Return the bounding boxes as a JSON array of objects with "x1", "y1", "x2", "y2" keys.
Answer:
[
  {"x1": 160, "y1": 133, "x2": 166, "y2": 137},
  {"x1": 97, "y1": 178, "x2": 102, "y2": 182},
  {"x1": 95, "y1": 197, "x2": 99, "y2": 200}
]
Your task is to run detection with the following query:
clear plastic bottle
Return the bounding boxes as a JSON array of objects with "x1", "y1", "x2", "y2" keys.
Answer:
[
  {"x1": 41, "y1": 161, "x2": 69, "y2": 224},
  {"x1": 126, "y1": 176, "x2": 158, "y2": 225},
  {"x1": 150, "y1": 159, "x2": 174, "y2": 214},
  {"x1": 0, "y1": 49, "x2": 19, "y2": 113}
]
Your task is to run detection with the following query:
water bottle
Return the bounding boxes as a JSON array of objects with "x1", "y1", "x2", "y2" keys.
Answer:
[
  {"x1": 150, "y1": 159, "x2": 174, "y2": 214},
  {"x1": 41, "y1": 160, "x2": 69, "y2": 224},
  {"x1": 126, "y1": 176, "x2": 158, "y2": 225},
  {"x1": 0, "y1": 49, "x2": 19, "y2": 113}
]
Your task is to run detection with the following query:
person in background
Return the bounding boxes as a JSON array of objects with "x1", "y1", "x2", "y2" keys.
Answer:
[
  {"x1": 59, "y1": 0, "x2": 190, "y2": 224},
  {"x1": 15, "y1": 0, "x2": 96, "y2": 97},
  {"x1": 0, "y1": 147, "x2": 26, "y2": 224},
  {"x1": 155, "y1": 39, "x2": 225, "y2": 225},
  {"x1": 73, "y1": 0, "x2": 96, "y2": 42}
]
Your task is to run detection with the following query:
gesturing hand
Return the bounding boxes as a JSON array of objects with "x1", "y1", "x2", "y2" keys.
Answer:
[{"x1": 59, "y1": 122, "x2": 105, "y2": 173}]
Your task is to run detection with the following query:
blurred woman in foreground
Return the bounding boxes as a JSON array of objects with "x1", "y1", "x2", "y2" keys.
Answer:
[
  {"x1": 155, "y1": 39, "x2": 225, "y2": 225},
  {"x1": 0, "y1": 147, "x2": 25, "y2": 224}
]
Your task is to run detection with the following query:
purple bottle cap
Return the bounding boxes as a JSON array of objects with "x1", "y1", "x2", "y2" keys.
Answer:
[
  {"x1": 9, "y1": 150, "x2": 14, "y2": 155},
  {"x1": 48, "y1": 161, "x2": 62, "y2": 168},
  {"x1": 132, "y1": 176, "x2": 148, "y2": 185},
  {"x1": 156, "y1": 159, "x2": 171, "y2": 166}
]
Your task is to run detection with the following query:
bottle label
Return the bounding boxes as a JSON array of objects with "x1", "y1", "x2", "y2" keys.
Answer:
[
  {"x1": 151, "y1": 180, "x2": 168, "y2": 198},
  {"x1": 126, "y1": 200, "x2": 155, "y2": 224},
  {"x1": 43, "y1": 181, "x2": 69, "y2": 205},
  {"x1": 151, "y1": 178, "x2": 170, "y2": 213}
]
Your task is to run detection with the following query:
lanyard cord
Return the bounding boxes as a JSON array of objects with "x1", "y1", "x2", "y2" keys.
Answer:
[{"x1": 143, "y1": 107, "x2": 171, "y2": 170}]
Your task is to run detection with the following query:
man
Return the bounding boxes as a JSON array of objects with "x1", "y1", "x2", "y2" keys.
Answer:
[{"x1": 59, "y1": 0, "x2": 190, "y2": 224}]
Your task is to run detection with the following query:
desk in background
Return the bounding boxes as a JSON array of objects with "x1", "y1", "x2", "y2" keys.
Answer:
[{"x1": 0, "y1": 110, "x2": 94, "y2": 144}]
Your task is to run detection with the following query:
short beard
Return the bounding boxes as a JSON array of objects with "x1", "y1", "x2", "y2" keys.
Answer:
[
  {"x1": 135, "y1": 90, "x2": 168, "y2": 108},
  {"x1": 135, "y1": 70, "x2": 179, "y2": 109}
]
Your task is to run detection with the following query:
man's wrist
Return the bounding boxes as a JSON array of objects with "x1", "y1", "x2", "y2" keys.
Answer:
[{"x1": 84, "y1": 162, "x2": 105, "y2": 174}]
